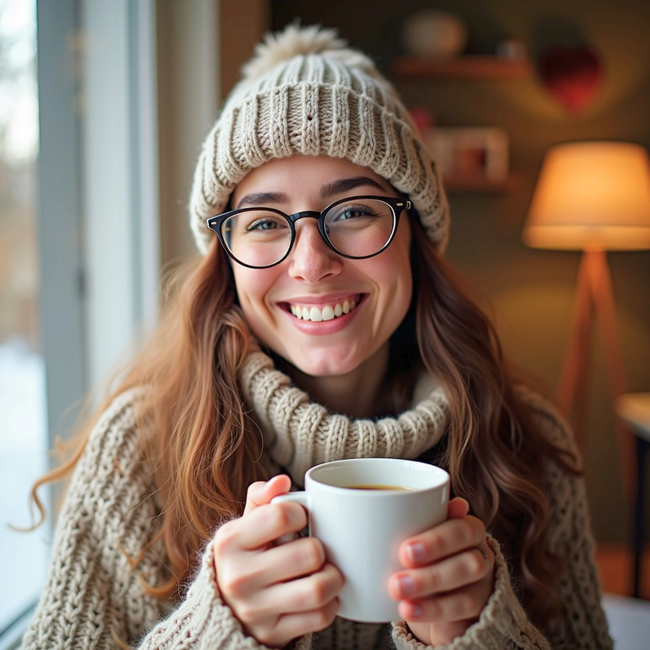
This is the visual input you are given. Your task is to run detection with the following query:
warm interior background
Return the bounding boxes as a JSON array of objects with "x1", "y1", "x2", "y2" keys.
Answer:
[
  {"x1": 271, "y1": 0, "x2": 650, "y2": 550},
  {"x1": 156, "y1": 0, "x2": 650, "y2": 550}
]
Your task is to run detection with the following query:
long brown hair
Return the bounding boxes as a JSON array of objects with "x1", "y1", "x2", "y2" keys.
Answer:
[
  {"x1": 28, "y1": 212, "x2": 579, "y2": 626},
  {"x1": 408, "y1": 217, "x2": 581, "y2": 626}
]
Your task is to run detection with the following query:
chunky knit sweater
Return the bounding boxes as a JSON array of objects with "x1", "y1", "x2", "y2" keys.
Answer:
[{"x1": 22, "y1": 351, "x2": 613, "y2": 649}]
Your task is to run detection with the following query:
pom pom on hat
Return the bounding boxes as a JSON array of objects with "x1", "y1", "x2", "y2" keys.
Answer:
[{"x1": 241, "y1": 23, "x2": 380, "y2": 84}]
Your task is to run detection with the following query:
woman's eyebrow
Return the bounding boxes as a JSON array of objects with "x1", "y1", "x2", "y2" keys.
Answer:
[
  {"x1": 236, "y1": 191, "x2": 289, "y2": 209},
  {"x1": 320, "y1": 176, "x2": 388, "y2": 197}
]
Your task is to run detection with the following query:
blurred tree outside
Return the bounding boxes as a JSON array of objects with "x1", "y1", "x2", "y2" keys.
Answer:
[
  {"x1": 0, "y1": 0, "x2": 48, "y2": 631},
  {"x1": 0, "y1": 0, "x2": 39, "y2": 350}
]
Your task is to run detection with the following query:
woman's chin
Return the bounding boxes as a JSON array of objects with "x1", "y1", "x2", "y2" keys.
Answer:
[{"x1": 286, "y1": 348, "x2": 364, "y2": 378}]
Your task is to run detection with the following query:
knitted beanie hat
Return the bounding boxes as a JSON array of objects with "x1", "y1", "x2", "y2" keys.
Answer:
[{"x1": 189, "y1": 24, "x2": 450, "y2": 255}]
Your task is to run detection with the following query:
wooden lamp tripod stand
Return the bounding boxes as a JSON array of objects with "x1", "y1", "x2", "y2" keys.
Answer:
[{"x1": 523, "y1": 141, "x2": 650, "y2": 499}]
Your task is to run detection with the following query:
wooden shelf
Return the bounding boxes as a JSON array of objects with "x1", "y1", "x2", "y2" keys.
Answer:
[
  {"x1": 392, "y1": 55, "x2": 532, "y2": 80},
  {"x1": 442, "y1": 174, "x2": 519, "y2": 194}
]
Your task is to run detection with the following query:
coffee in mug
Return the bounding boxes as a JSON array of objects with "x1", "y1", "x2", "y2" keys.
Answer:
[{"x1": 345, "y1": 484, "x2": 415, "y2": 491}]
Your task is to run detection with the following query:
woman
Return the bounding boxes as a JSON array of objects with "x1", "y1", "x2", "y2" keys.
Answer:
[{"x1": 22, "y1": 24, "x2": 613, "y2": 649}]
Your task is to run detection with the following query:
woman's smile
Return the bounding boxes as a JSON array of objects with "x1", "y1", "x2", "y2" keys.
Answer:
[
  {"x1": 279, "y1": 293, "x2": 368, "y2": 335},
  {"x1": 284, "y1": 292, "x2": 362, "y2": 320}
]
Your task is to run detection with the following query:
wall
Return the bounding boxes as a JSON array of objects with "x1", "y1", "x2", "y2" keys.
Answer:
[
  {"x1": 271, "y1": 0, "x2": 650, "y2": 544},
  {"x1": 220, "y1": 0, "x2": 269, "y2": 99},
  {"x1": 156, "y1": 0, "x2": 269, "y2": 272},
  {"x1": 156, "y1": 0, "x2": 220, "y2": 269}
]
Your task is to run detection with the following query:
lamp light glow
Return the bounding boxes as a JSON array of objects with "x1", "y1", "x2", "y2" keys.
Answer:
[{"x1": 523, "y1": 142, "x2": 650, "y2": 251}]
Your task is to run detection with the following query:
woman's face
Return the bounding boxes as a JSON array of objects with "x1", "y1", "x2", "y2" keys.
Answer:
[{"x1": 230, "y1": 155, "x2": 413, "y2": 377}]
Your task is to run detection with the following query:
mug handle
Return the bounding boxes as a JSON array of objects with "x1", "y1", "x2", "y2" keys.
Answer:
[{"x1": 271, "y1": 492, "x2": 310, "y2": 545}]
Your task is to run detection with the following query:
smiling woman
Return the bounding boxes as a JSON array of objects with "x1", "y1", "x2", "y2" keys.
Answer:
[{"x1": 21, "y1": 23, "x2": 613, "y2": 650}]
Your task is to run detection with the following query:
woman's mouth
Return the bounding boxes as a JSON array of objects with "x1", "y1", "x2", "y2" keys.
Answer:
[{"x1": 282, "y1": 294, "x2": 364, "y2": 322}]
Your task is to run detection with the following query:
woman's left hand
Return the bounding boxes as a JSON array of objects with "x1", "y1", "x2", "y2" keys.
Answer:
[{"x1": 388, "y1": 497, "x2": 496, "y2": 646}]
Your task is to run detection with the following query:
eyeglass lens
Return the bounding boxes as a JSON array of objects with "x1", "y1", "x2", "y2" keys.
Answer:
[{"x1": 221, "y1": 198, "x2": 395, "y2": 267}]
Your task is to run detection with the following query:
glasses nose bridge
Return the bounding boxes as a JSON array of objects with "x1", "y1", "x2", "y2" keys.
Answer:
[
  {"x1": 288, "y1": 209, "x2": 332, "y2": 256},
  {"x1": 289, "y1": 209, "x2": 326, "y2": 239},
  {"x1": 289, "y1": 210, "x2": 322, "y2": 224}
]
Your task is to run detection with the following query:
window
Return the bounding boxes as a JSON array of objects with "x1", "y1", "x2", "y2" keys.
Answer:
[
  {"x1": 1, "y1": 0, "x2": 161, "y2": 644},
  {"x1": 0, "y1": 0, "x2": 48, "y2": 633},
  {"x1": 1, "y1": 1, "x2": 221, "y2": 644}
]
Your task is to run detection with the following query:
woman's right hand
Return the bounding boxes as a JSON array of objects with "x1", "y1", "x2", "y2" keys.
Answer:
[{"x1": 213, "y1": 475, "x2": 344, "y2": 648}]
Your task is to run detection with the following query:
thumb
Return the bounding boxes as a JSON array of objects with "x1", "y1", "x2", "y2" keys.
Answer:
[
  {"x1": 244, "y1": 474, "x2": 292, "y2": 515},
  {"x1": 447, "y1": 496, "x2": 470, "y2": 519}
]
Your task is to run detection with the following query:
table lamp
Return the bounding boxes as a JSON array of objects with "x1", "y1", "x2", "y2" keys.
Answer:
[{"x1": 523, "y1": 141, "x2": 650, "y2": 497}]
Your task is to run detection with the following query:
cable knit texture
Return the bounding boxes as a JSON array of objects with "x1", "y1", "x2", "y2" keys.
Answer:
[
  {"x1": 239, "y1": 351, "x2": 449, "y2": 482},
  {"x1": 22, "y1": 354, "x2": 613, "y2": 649},
  {"x1": 188, "y1": 24, "x2": 450, "y2": 256}
]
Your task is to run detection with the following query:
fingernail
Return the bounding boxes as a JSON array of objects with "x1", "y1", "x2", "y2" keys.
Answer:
[
  {"x1": 410, "y1": 603, "x2": 423, "y2": 618},
  {"x1": 397, "y1": 576, "x2": 416, "y2": 597},
  {"x1": 406, "y1": 542, "x2": 426, "y2": 565}
]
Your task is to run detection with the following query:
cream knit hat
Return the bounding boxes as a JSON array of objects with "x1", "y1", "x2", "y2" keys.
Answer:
[{"x1": 189, "y1": 24, "x2": 450, "y2": 255}]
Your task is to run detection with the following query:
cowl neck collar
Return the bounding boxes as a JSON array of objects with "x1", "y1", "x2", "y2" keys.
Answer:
[{"x1": 239, "y1": 350, "x2": 450, "y2": 483}]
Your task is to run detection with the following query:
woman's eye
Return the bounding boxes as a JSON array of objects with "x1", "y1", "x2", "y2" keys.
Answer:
[
  {"x1": 335, "y1": 206, "x2": 376, "y2": 221},
  {"x1": 247, "y1": 219, "x2": 283, "y2": 231}
]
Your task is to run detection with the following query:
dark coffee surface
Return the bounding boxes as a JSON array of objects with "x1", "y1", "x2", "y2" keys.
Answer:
[{"x1": 345, "y1": 484, "x2": 416, "y2": 491}]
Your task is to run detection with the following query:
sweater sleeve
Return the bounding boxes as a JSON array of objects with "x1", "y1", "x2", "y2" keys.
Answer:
[
  {"x1": 20, "y1": 390, "x2": 313, "y2": 650},
  {"x1": 136, "y1": 538, "x2": 313, "y2": 650},
  {"x1": 389, "y1": 391, "x2": 614, "y2": 650}
]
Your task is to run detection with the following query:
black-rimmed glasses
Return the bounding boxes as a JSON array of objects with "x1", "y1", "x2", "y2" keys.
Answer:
[{"x1": 205, "y1": 195, "x2": 411, "y2": 269}]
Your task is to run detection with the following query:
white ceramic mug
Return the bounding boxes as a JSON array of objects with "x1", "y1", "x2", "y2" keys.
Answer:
[{"x1": 271, "y1": 457, "x2": 450, "y2": 623}]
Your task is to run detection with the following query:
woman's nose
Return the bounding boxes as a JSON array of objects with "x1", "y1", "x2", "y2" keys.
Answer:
[{"x1": 287, "y1": 221, "x2": 343, "y2": 283}]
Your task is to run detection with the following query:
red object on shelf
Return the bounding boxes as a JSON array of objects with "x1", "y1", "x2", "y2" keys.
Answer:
[
  {"x1": 538, "y1": 46, "x2": 603, "y2": 113},
  {"x1": 408, "y1": 107, "x2": 434, "y2": 134}
]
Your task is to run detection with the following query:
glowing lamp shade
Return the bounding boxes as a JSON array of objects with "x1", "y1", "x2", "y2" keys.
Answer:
[{"x1": 523, "y1": 142, "x2": 650, "y2": 250}]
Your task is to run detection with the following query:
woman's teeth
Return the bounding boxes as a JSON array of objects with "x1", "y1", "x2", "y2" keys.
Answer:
[{"x1": 290, "y1": 299, "x2": 357, "y2": 322}]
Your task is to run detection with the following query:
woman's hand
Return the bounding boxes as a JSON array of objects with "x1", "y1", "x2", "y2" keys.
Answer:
[
  {"x1": 388, "y1": 497, "x2": 495, "y2": 646},
  {"x1": 213, "y1": 475, "x2": 344, "y2": 649}
]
